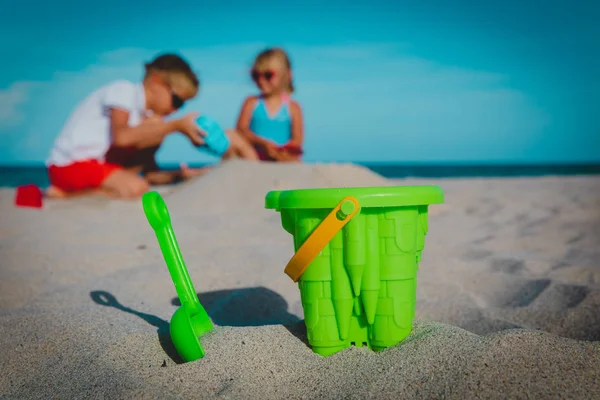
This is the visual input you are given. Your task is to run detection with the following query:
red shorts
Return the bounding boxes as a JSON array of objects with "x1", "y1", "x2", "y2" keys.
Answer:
[{"x1": 48, "y1": 159, "x2": 121, "y2": 192}]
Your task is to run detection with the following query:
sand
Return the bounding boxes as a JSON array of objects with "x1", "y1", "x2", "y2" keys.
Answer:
[{"x1": 0, "y1": 160, "x2": 599, "y2": 399}]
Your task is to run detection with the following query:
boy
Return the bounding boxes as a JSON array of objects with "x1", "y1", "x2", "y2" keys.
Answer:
[{"x1": 46, "y1": 53, "x2": 209, "y2": 199}]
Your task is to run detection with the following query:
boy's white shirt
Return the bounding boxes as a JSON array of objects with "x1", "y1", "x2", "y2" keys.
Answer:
[{"x1": 46, "y1": 80, "x2": 147, "y2": 166}]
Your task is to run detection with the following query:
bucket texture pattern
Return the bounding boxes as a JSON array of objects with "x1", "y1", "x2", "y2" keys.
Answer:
[{"x1": 266, "y1": 186, "x2": 443, "y2": 356}]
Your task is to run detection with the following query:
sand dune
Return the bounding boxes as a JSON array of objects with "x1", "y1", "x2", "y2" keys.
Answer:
[{"x1": 1, "y1": 160, "x2": 599, "y2": 399}]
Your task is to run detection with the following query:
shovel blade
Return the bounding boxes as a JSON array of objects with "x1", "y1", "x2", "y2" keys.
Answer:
[{"x1": 170, "y1": 306, "x2": 206, "y2": 362}]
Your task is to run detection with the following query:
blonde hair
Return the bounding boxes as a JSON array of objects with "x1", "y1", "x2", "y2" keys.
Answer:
[
  {"x1": 252, "y1": 47, "x2": 295, "y2": 93},
  {"x1": 144, "y1": 53, "x2": 199, "y2": 98}
]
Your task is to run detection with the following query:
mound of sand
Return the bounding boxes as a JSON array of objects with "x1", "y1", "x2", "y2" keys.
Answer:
[{"x1": 0, "y1": 161, "x2": 599, "y2": 398}]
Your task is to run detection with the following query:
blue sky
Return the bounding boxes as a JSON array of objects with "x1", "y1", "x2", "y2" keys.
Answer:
[{"x1": 1, "y1": 0, "x2": 598, "y2": 165}]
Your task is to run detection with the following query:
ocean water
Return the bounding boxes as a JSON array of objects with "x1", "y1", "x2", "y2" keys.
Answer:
[{"x1": 1, "y1": 163, "x2": 599, "y2": 188}]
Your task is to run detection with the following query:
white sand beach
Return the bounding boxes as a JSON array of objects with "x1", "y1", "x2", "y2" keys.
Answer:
[{"x1": 1, "y1": 160, "x2": 599, "y2": 399}]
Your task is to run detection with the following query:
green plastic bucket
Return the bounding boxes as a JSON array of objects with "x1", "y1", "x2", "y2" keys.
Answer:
[{"x1": 265, "y1": 185, "x2": 444, "y2": 356}]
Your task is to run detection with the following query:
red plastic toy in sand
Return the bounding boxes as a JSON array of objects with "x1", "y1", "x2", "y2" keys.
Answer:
[{"x1": 15, "y1": 184, "x2": 43, "y2": 208}]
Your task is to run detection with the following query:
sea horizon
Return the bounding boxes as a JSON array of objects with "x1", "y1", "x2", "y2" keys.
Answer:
[{"x1": 1, "y1": 161, "x2": 599, "y2": 188}]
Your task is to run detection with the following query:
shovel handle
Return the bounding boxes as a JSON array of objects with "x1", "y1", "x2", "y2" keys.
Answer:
[{"x1": 142, "y1": 191, "x2": 200, "y2": 310}]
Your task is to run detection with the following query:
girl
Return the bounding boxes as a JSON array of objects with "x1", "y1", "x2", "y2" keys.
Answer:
[{"x1": 235, "y1": 47, "x2": 304, "y2": 162}]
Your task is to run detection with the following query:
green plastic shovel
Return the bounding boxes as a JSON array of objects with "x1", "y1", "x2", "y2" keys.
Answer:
[{"x1": 142, "y1": 191, "x2": 214, "y2": 362}]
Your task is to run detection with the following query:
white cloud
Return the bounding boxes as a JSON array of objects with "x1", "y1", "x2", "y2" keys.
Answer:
[
  {"x1": 0, "y1": 42, "x2": 504, "y2": 129},
  {"x1": 0, "y1": 82, "x2": 38, "y2": 130},
  {"x1": 1, "y1": 42, "x2": 550, "y2": 162},
  {"x1": 290, "y1": 42, "x2": 407, "y2": 60}
]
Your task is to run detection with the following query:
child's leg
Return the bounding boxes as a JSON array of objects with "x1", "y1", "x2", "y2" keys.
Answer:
[
  {"x1": 101, "y1": 170, "x2": 149, "y2": 199},
  {"x1": 45, "y1": 185, "x2": 107, "y2": 199},
  {"x1": 45, "y1": 185, "x2": 69, "y2": 198},
  {"x1": 224, "y1": 129, "x2": 259, "y2": 160},
  {"x1": 47, "y1": 160, "x2": 119, "y2": 199},
  {"x1": 47, "y1": 160, "x2": 147, "y2": 199},
  {"x1": 48, "y1": 187, "x2": 119, "y2": 199}
]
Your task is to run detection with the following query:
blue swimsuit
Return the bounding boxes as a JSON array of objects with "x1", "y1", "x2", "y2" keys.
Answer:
[{"x1": 249, "y1": 95, "x2": 292, "y2": 149}]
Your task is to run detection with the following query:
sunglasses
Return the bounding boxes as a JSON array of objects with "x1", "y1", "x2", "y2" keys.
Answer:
[
  {"x1": 251, "y1": 69, "x2": 275, "y2": 82},
  {"x1": 170, "y1": 91, "x2": 185, "y2": 110},
  {"x1": 155, "y1": 75, "x2": 185, "y2": 110}
]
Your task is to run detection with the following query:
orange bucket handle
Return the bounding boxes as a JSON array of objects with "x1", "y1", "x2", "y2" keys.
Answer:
[{"x1": 284, "y1": 196, "x2": 361, "y2": 282}]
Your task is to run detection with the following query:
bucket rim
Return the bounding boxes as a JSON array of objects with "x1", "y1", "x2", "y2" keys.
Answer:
[{"x1": 265, "y1": 185, "x2": 444, "y2": 210}]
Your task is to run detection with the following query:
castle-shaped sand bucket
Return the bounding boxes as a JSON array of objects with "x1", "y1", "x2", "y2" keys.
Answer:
[{"x1": 265, "y1": 186, "x2": 444, "y2": 356}]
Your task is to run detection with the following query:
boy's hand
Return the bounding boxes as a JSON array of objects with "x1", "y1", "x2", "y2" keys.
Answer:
[{"x1": 176, "y1": 113, "x2": 205, "y2": 146}]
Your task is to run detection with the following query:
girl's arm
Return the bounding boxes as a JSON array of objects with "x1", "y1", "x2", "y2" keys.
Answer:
[
  {"x1": 289, "y1": 100, "x2": 304, "y2": 147},
  {"x1": 236, "y1": 96, "x2": 273, "y2": 148}
]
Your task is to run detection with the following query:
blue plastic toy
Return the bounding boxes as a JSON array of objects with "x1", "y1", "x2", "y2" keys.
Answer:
[{"x1": 196, "y1": 115, "x2": 230, "y2": 156}]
